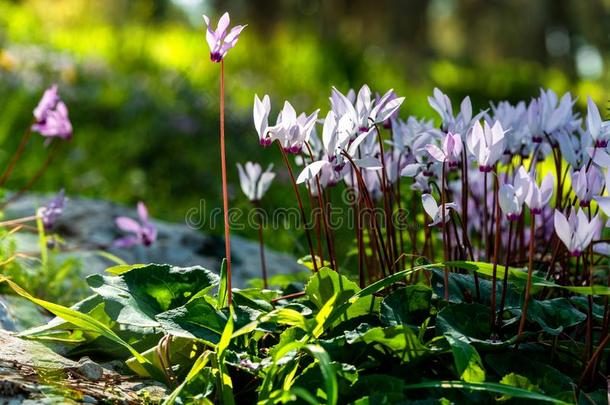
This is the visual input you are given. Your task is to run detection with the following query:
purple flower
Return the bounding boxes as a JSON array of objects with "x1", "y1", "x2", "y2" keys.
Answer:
[
  {"x1": 525, "y1": 172, "x2": 554, "y2": 215},
  {"x1": 37, "y1": 189, "x2": 66, "y2": 230},
  {"x1": 113, "y1": 202, "x2": 157, "y2": 248},
  {"x1": 203, "y1": 12, "x2": 247, "y2": 63},
  {"x1": 31, "y1": 85, "x2": 73, "y2": 140},
  {"x1": 425, "y1": 131, "x2": 462, "y2": 169}
]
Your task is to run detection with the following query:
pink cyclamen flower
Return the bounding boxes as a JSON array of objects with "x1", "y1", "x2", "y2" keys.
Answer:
[
  {"x1": 203, "y1": 12, "x2": 246, "y2": 62},
  {"x1": 37, "y1": 189, "x2": 66, "y2": 230},
  {"x1": 525, "y1": 172, "x2": 554, "y2": 215},
  {"x1": 553, "y1": 208, "x2": 600, "y2": 257},
  {"x1": 426, "y1": 131, "x2": 463, "y2": 169},
  {"x1": 31, "y1": 85, "x2": 72, "y2": 140},
  {"x1": 422, "y1": 193, "x2": 457, "y2": 226},
  {"x1": 498, "y1": 166, "x2": 530, "y2": 220},
  {"x1": 114, "y1": 202, "x2": 157, "y2": 248}
]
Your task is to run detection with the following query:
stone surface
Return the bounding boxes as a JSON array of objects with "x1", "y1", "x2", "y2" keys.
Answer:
[
  {"x1": 4, "y1": 193, "x2": 306, "y2": 287},
  {"x1": 0, "y1": 330, "x2": 166, "y2": 403}
]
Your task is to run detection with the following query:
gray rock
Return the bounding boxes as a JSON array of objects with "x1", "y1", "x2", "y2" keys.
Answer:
[
  {"x1": 4, "y1": 194, "x2": 306, "y2": 287},
  {"x1": 73, "y1": 357, "x2": 103, "y2": 381}
]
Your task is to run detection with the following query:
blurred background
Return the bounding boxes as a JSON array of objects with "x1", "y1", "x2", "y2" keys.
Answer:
[{"x1": 0, "y1": 0, "x2": 608, "y2": 257}]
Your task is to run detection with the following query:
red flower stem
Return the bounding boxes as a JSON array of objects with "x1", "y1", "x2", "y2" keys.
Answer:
[
  {"x1": 342, "y1": 151, "x2": 392, "y2": 275},
  {"x1": 482, "y1": 172, "x2": 489, "y2": 261},
  {"x1": 253, "y1": 201, "x2": 268, "y2": 289},
  {"x1": 277, "y1": 142, "x2": 319, "y2": 272},
  {"x1": 2, "y1": 141, "x2": 61, "y2": 208},
  {"x1": 0, "y1": 126, "x2": 33, "y2": 187},
  {"x1": 490, "y1": 167, "x2": 501, "y2": 332},
  {"x1": 375, "y1": 125, "x2": 396, "y2": 268},
  {"x1": 497, "y1": 219, "x2": 514, "y2": 329},
  {"x1": 304, "y1": 142, "x2": 336, "y2": 269},
  {"x1": 441, "y1": 162, "x2": 449, "y2": 300},
  {"x1": 516, "y1": 212, "x2": 536, "y2": 345},
  {"x1": 219, "y1": 60, "x2": 233, "y2": 306}
]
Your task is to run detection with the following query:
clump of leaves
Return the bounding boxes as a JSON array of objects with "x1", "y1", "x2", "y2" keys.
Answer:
[{"x1": 4, "y1": 261, "x2": 610, "y2": 404}]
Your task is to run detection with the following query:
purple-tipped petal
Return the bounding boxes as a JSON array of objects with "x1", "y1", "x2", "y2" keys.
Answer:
[{"x1": 113, "y1": 235, "x2": 139, "y2": 249}]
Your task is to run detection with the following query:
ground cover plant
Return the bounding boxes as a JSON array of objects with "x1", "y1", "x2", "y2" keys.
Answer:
[{"x1": 1, "y1": 8, "x2": 610, "y2": 405}]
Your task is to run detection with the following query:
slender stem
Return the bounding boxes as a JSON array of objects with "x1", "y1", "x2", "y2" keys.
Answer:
[
  {"x1": 441, "y1": 162, "x2": 449, "y2": 300},
  {"x1": 304, "y1": 142, "x2": 336, "y2": 269},
  {"x1": 517, "y1": 213, "x2": 535, "y2": 344},
  {"x1": 2, "y1": 141, "x2": 62, "y2": 208},
  {"x1": 0, "y1": 215, "x2": 38, "y2": 227},
  {"x1": 482, "y1": 172, "x2": 489, "y2": 261},
  {"x1": 375, "y1": 127, "x2": 396, "y2": 267},
  {"x1": 219, "y1": 60, "x2": 232, "y2": 306},
  {"x1": 342, "y1": 150, "x2": 392, "y2": 274},
  {"x1": 497, "y1": 220, "x2": 514, "y2": 330},
  {"x1": 490, "y1": 168, "x2": 501, "y2": 332},
  {"x1": 0, "y1": 127, "x2": 33, "y2": 187},
  {"x1": 277, "y1": 142, "x2": 318, "y2": 272},
  {"x1": 253, "y1": 203, "x2": 268, "y2": 289},
  {"x1": 579, "y1": 333, "x2": 610, "y2": 388}
]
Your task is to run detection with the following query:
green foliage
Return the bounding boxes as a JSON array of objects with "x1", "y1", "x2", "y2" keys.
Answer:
[{"x1": 9, "y1": 261, "x2": 609, "y2": 403}]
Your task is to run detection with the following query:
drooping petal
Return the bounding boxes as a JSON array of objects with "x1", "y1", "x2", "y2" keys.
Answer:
[
  {"x1": 137, "y1": 202, "x2": 149, "y2": 223},
  {"x1": 296, "y1": 160, "x2": 329, "y2": 184},
  {"x1": 426, "y1": 144, "x2": 446, "y2": 162},
  {"x1": 115, "y1": 217, "x2": 142, "y2": 234},
  {"x1": 422, "y1": 193, "x2": 439, "y2": 220},
  {"x1": 553, "y1": 210, "x2": 573, "y2": 251}
]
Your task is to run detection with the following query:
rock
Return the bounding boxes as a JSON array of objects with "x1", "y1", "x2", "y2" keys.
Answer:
[
  {"x1": 0, "y1": 330, "x2": 165, "y2": 403},
  {"x1": 4, "y1": 194, "x2": 306, "y2": 287},
  {"x1": 73, "y1": 357, "x2": 103, "y2": 381}
]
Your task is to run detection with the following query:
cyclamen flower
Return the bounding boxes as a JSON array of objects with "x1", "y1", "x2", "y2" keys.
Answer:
[
  {"x1": 422, "y1": 193, "x2": 457, "y2": 226},
  {"x1": 114, "y1": 202, "x2": 157, "y2": 248},
  {"x1": 525, "y1": 172, "x2": 554, "y2": 215},
  {"x1": 268, "y1": 101, "x2": 319, "y2": 154},
  {"x1": 587, "y1": 97, "x2": 610, "y2": 148},
  {"x1": 237, "y1": 162, "x2": 275, "y2": 202},
  {"x1": 498, "y1": 166, "x2": 530, "y2": 220},
  {"x1": 202, "y1": 12, "x2": 246, "y2": 62},
  {"x1": 330, "y1": 85, "x2": 405, "y2": 135},
  {"x1": 553, "y1": 209, "x2": 601, "y2": 257},
  {"x1": 253, "y1": 94, "x2": 272, "y2": 146},
  {"x1": 425, "y1": 131, "x2": 462, "y2": 169},
  {"x1": 571, "y1": 166, "x2": 603, "y2": 207},
  {"x1": 296, "y1": 110, "x2": 381, "y2": 185},
  {"x1": 37, "y1": 189, "x2": 66, "y2": 230},
  {"x1": 467, "y1": 120, "x2": 506, "y2": 172},
  {"x1": 31, "y1": 84, "x2": 72, "y2": 140}
]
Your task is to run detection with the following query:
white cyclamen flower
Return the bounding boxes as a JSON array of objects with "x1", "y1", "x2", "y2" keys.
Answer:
[
  {"x1": 422, "y1": 193, "x2": 457, "y2": 226},
  {"x1": 553, "y1": 208, "x2": 601, "y2": 257},
  {"x1": 237, "y1": 162, "x2": 275, "y2": 202}
]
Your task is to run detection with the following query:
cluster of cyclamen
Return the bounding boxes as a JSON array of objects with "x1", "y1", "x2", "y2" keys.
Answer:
[{"x1": 249, "y1": 86, "x2": 610, "y2": 262}]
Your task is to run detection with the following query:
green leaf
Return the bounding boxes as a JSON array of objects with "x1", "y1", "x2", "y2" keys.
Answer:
[
  {"x1": 162, "y1": 350, "x2": 213, "y2": 405},
  {"x1": 218, "y1": 258, "x2": 228, "y2": 309},
  {"x1": 380, "y1": 285, "x2": 432, "y2": 327},
  {"x1": 87, "y1": 264, "x2": 219, "y2": 329},
  {"x1": 0, "y1": 276, "x2": 151, "y2": 367},
  {"x1": 155, "y1": 297, "x2": 228, "y2": 343},
  {"x1": 436, "y1": 303, "x2": 492, "y2": 344},
  {"x1": 526, "y1": 298, "x2": 586, "y2": 335},
  {"x1": 447, "y1": 261, "x2": 610, "y2": 296},
  {"x1": 403, "y1": 381, "x2": 569, "y2": 404},
  {"x1": 498, "y1": 373, "x2": 542, "y2": 401},
  {"x1": 444, "y1": 333, "x2": 486, "y2": 383},
  {"x1": 347, "y1": 325, "x2": 428, "y2": 361}
]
